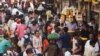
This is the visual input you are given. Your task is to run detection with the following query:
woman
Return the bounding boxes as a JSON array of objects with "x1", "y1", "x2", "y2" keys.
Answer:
[{"x1": 33, "y1": 30, "x2": 42, "y2": 55}]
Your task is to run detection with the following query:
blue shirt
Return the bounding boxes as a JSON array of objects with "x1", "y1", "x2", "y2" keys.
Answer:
[{"x1": 60, "y1": 33, "x2": 71, "y2": 48}]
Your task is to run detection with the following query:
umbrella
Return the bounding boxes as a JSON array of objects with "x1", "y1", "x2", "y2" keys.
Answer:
[{"x1": 47, "y1": 33, "x2": 59, "y2": 40}]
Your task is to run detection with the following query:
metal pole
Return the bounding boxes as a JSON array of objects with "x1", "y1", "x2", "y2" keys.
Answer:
[
  {"x1": 87, "y1": 0, "x2": 92, "y2": 22},
  {"x1": 61, "y1": 0, "x2": 62, "y2": 11},
  {"x1": 87, "y1": 2, "x2": 90, "y2": 22}
]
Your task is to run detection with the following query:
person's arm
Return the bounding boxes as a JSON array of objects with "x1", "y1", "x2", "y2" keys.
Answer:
[
  {"x1": 73, "y1": 45, "x2": 82, "y2": 54},
  {"x1": 73, "y1": 40, "x2": 82, "y2": 54},
  {"x1": 23, "y1": 51, "x2": 27, "y2": 56},
  {"x1": 58, "y1": 35, "x2": 63, "y2": 41},
  {"x1": 40, "y1": 37, "x2": 42, "y2": 48},
  {"x1": 15, "y1": 25, "x2": 19, "y2": 35},
  {"x1": 7, "y1": 20, "x2": 11, "y2": 27},
  {"x1": 36, "y1": 24, "x2": 39, "y2": 30},
  {"x1": 94, "y1": 42, "x2": 99, "y2": 52},
  {"x1": 33, "y1": 37, "x2": 38, "y2": 49},
  {"x1": 95, "y1": 42, "x2": 100, "y2": 56},
  {"x1": 43, "y1": 45, "x2": 49, "y2": 55}
]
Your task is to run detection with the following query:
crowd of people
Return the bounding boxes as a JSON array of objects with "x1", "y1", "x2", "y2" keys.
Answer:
[{"x1": 0, "y1": 0, "x2": 100, "y2": 56}]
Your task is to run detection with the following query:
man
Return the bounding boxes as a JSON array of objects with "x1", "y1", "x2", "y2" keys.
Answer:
[
  {"x1": 60, "y1": 27, "x2": 71, "y2": 56},
  {"x1": 26, "y1": 48, "x2": 34, "y2": 56},
  {"x1": 84, "y1": 38, "x2": 97, "y2": 56},
  {"x1": 25, "y1": 11, "x2": 34, "y2": 26},
  {"x1": 88, "y1": 19, "x2": 98, "y2": 37}
]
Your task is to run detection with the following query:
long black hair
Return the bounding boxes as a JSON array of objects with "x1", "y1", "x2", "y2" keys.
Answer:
[{"x1": 71, "y1": 16, "x2": 78, "y2": 25}]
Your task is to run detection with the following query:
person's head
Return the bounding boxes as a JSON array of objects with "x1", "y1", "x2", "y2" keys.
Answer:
[
  {"x1": 26, "y1": 48, "x2": 33, "y2": 56},
  {"x1": 4, "y1": 31, "x2": 9, "y2": 40},
  {"x1": 47, "y1": 26, "x2": 52, "y2": 34},
  {"x1": 11, "y1": 16, "x2": 14, "y2": 20},
  {"x1": 73, "y1": 33, "x2": 79, "y2": 39},
  {"x1": 98, "y1": 31, "x2": 100, "y2": 38},
  {"x1": 32, "y1": 20, "x2": 37, "y2": 25},
  {"x1": 21, "y1": 19, "x2": 25, "y2": 24},
  {"x1": 89, "y1": 26, "x2": 93, "y2": 32},
  {"x1": 54, "y1": 22, "x2": 60, "y2": 28},
  {"x1": 16, "y1": 11, "x2": 19, "y2": 16},
  {"x1": 34, "y1": 30, "x2": 40, "y2": 37},
  {"x1": 90, "y1": 38, "x2": 98, "y2": 47},
  {"x1": 90, "y1": 19, "x2": 95, "y2": 24},
  {"x1": 24, "y1": 43, "x2": 32, "y2": 50},
  {"x1": 89, "y1": 33, "x2": 94, "y2": 39},
  {"x1": 55, "y1": 27, "x2": 61, "y2": 33},
  {"x1": 28, "y1": 11, "x2": 34, "y2": 18},
  {"x1": 63, "y1": 27, "x2": 68, "y2": 33},
  {"x1": 15, "y1": 17, "x2": 21, "y2": 24},
  {"x1": 71, "y1": 16, "x2": 77, "y2": 24}
]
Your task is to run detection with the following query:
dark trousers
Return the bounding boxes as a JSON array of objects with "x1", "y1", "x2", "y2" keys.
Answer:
[
  {"x1": 37, "y1": 54, "x2": 43, "y2": 56},
  {"x1": 0, "y1": 53, "x2": 3, "y2": 56}
]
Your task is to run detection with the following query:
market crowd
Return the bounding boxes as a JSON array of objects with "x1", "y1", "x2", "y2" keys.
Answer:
[{"x1": 0, "y1": 0, "x2": 100, "y2": 56}]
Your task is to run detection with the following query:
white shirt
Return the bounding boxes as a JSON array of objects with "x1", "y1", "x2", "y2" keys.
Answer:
[
  {"x1": 29, "y1": 2, "x2": 34, "y2": 11},
  {"x1": 28, "y1": 7, "x2": 33, "y2": 12},
  {"x1": 10, "y1": 22, "x2": 18, "y2": 37},
  {"x1": 23, "y1": 51, "x2": 27, "y2": 56},
  {"x1": 85, "y1": 40, "x2": 90, "y2": 49},
  {"x1": 94, "y1": 42, "x2": 99, "y2": 52},
  {"x1": 84, "y1": 45, "x2": 95, "y2": 56},
  {"x1": 73, "y1": 38, "x2": 78, "y2": 52},
  {"x1": 10, "y1": 22, "x2": 17, "y2": 32},
  {"x1": 25, "y1": 16, "x2": 29, "y2": 25},
  {"x1": 12, "y1": 8, "x2": 23, "y2": 15},
  {"x1": 84, "y1": 40, "x2": 96, "y2": 56},
  {"x1": 94, "y1": 38, "x2": 100, "y2": 53},
  {"x1": 7, "y1": 19, "x2": 14, "y2": 28},
  {"x1": 37, "y1": 4, "x2": 44, "y2": 11},
  {"x1": 33, "y1": 36, "x2": 42, "y2": 54},
  {"x1": 0, "y1": 2, "x2": 2, "y2": 6},
  {"x1": 33, "y1": 36, "x2": 42, "y2": 48},
  {"x1": 88, "y1": 22, "x2": 95, "y2": 29},
  {"x1": 64, "y1": 51, "x2": 71, "y2": 56},
  {"x1": 17, "y1": 3, "x2": 22, "y2": 9}
]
